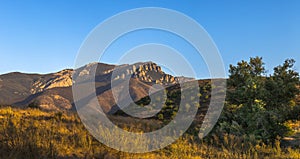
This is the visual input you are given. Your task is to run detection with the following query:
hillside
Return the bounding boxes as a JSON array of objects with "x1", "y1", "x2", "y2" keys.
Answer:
[
  {"x1": 0, "y1": 62, "x2": 192, "y2": 113},
  {"x1": 0, "y1": 58, "x2": 300, "y2": 158}
]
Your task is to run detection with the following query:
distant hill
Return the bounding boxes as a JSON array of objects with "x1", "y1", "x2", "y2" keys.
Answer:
[{"x1": 0, "y1": 62, "x2": 194, "y2": 113}]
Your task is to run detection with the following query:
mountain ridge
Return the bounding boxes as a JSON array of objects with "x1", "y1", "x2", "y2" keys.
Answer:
[{"x1": 0, "y1": 62, "x2": 194, "y2": 112}]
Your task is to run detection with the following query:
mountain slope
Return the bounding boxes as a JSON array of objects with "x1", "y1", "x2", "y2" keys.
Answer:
[{"x1": 0, "y1": 62, "x2": 190, "y2": 113}]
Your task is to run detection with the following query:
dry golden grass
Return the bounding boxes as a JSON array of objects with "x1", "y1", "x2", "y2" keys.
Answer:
[{"x1": 0, "y1": 107, "x2": 299, "y2": 159}]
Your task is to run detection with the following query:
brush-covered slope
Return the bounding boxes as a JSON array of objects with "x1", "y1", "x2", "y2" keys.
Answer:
[{"x1": 0, "y1": 62, "x2": 192, "y2": 112}]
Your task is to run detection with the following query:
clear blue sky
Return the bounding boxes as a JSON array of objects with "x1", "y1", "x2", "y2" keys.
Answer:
[{"x1": 0, "y1": 1, "x2": 299, "y2": 78}]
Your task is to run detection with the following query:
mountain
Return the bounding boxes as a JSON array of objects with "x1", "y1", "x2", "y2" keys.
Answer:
[{"x1": 0, "y1": 62, "x2": 193, "y2": 113}]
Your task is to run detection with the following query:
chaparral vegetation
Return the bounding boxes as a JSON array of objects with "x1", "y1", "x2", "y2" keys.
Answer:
[{"x1": 0, "y1": 57, "x2": 299, "y2": 159}]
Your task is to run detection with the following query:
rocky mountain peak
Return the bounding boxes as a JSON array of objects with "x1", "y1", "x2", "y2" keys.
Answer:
[
  {"x1": 109, "y1": 62, "x2": 178, "y2": 85},
  {"x1": 0, "y1": 61, "x2": 194, "y2": 111}
]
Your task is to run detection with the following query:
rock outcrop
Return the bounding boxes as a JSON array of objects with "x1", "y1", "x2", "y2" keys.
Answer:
[
  {"x1": 0, "y1": 62, "x2": 193, "y2": 112},
  {"x1": 30, "y1": 69, "x2": 73, "y2": 94}
]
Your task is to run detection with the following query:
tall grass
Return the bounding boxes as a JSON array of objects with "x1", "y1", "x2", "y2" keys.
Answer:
[{"x1": 0, "y1": 107, "x2": 299, "y2": 158}]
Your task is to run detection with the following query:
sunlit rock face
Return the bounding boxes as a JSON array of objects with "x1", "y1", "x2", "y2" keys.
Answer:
[
  {"x1": 0, "y1": 61, "x2": 194, "y2": 112},
  {"x1": 130, "y1": 62, "x2": 179, "y2": 85},
  {"x1": 30, "y1": 69, "x2": 73, "y2": 94}
]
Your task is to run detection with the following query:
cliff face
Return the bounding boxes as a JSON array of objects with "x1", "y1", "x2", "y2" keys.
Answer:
[
  {"x1": 30, "y1": 69, "x2": 73, "y2": 94},
  {"x1": 108, "y1": 62, "x2": 178, "y2": 85},
  {"x1": 132, "y1": 62, "x2": 177, "y2": 84},
  {"x1": 0, "y1": 62, "x2": 192, "y2": 112}
]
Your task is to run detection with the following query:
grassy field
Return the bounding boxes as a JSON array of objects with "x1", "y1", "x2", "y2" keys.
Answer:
[{"x1": 0, "y1": 107, "x2": 299, "y2": 159}]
